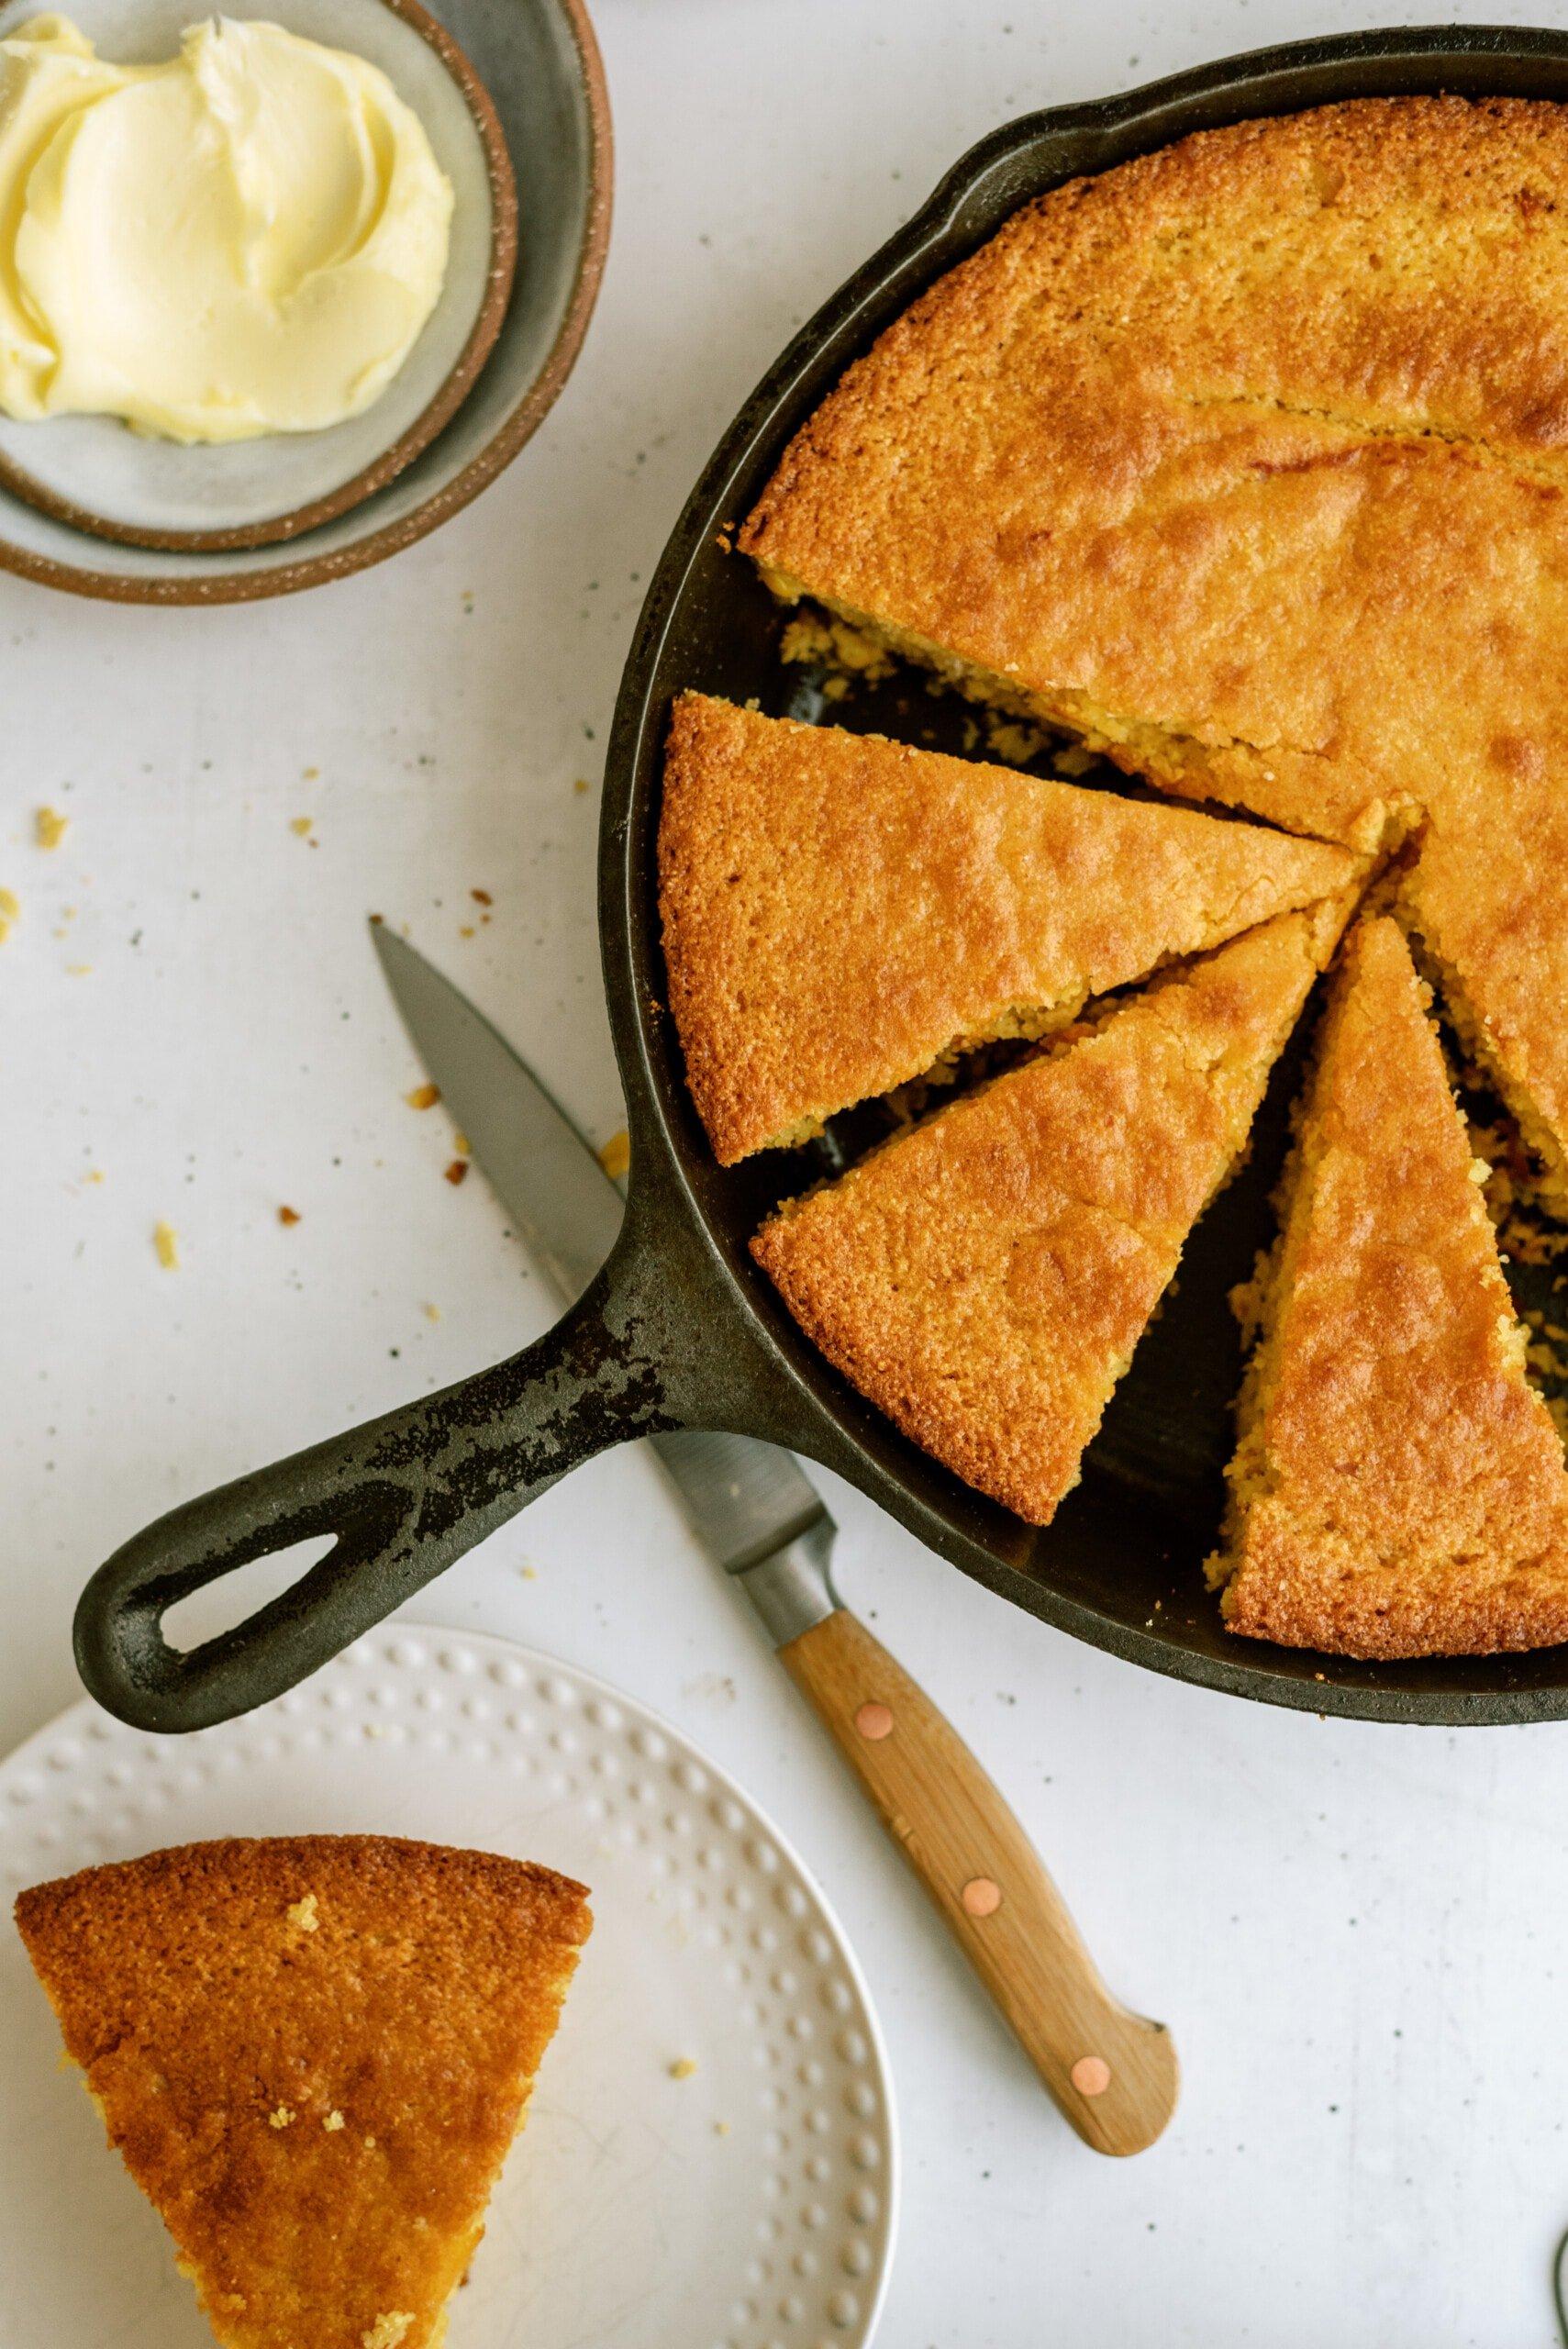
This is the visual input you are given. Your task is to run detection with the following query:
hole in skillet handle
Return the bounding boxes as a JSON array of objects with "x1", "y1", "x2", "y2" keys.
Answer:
[{"x1": 71, "y1": 1215, "x2": 729, "y2": 1736}]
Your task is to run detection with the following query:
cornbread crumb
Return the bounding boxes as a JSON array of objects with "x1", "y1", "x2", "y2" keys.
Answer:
[
  {"x1": 289, "y1": 817, "x2": 313, "y2": 837},
  {"x1": 362, "y1": 2315, "x2": 413, "y2": 2349},
  {"x1": 278, "y1": 1205, "x2": 302, "y2": 1227},
  {"x1": 405, "y1": 1084, "x2": 440, "y2": 1111},
  {"x1": 324, "y1": 2110, "x2": 345, "y2": 2132},
  {"x1": 778, "y1": 607, "x2": 895, "y2": 683},
  {"x1": 35, "y1": 806, "x2": 68, "y2": 849},
  {"x1": 981, "y1": 714, "x2": 1047, "y2": 767},
  {"x1": 573, "y1": 777, "x2": 590, "y2": 795},
  {"x1": 596, "y1": 1129, "x2": 630, "y2": 1181},
  {"x1": 285, "y1": 1893, "x2": 318, "y2": 1932},
  {"x1": 152, "y1": 1221, "x2": 179, "y2": 1270},
  {"x1": 423, "y1": 1303, "x2": 440, "y2": 1322},
  {"x1": 452, "y1": 1131, "x2": 470, "y2": 1156},
  {"x1": 444, "y1": 1160, "x2": 468, "y2": 1186},
  {"x1": 0, "y1": 885, "x2": 18, "y2": 941},
  {"x1": 668, "y1": 2056, "x2": 698, "y2": 2080},
  {"x1": 303, "y1": 765, "x2": 319, "y2": 781},
  {"x1": 269, "y1": 2106, "x2": 295, "y2": 2130}
]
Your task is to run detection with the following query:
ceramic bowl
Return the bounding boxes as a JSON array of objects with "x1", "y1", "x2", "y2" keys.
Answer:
[
  {"x1": 0, "y1": 0, "x2": 609, "y2": 600},
  {"x1": 0, "y1": 0, "x2": 521, "y2": 552}
]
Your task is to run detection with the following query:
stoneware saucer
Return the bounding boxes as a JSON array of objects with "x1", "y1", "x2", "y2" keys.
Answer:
[
  {"x1": 0, "y1": 0, "x2": 518, "y2": 552},
  {"x1": 0, "y1": 0, "x2": 609, "y2": 598},
  {"x1": 0, "y1": 1624, "x2": 898, "y2": 2349}
]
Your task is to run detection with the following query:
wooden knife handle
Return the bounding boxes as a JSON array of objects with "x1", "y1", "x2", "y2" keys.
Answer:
[{"x1": 778, "y1": 1608, "x2": 1178, "y2": 2156}]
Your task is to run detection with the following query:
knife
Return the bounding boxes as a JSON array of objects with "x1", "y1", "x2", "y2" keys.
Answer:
[{"x1": 373, "y1": 923, "x2": 1178, "y2": 2155}]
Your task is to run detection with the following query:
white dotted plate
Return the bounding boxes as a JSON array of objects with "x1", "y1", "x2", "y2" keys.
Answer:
[{"x1": 0, "y1": 1628, "x2": 896, "y2": 2349}]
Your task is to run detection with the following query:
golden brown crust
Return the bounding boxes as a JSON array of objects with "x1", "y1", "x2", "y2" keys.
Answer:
[
  {"x1": 659, "y1": 693, "x2": 1361, "y2": 1163},
  {"x1": 752, "y1": 905, "x2": 1347, "y2": 1522},
  {"x1": 1217, "y1": 916, "x2": 1568, "y2": 1658},
  {"x1": 15, "y1": 1835, "x2": 592, "y2": 2349},
  {"x1": 741, "y1": 95, "x2": 1568, "y2": 1196}
]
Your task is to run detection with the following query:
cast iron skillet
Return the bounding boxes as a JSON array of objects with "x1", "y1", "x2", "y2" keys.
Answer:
[{"x1": 73, "y1": 23, "x2": 1568, "y2": 1734}]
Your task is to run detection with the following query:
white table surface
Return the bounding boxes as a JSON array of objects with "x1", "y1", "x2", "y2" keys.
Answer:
[{"x1": 7, "y1": 4, "x2": 1568, "y2": 2342}]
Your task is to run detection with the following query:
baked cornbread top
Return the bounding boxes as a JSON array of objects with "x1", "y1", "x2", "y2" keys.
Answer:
[
  {"x1": 740, "y1": 96, "x2": 1568, "y2": 1198},
  {"x1": 660, "y1": 693, "x2": 1361, "y2": 1163},
  {"x1": 753, "y1": 900, "x2": 1347, "y2": 1524},
  {"x1": 15, "y1": 1836, "x2": 591, "y2": 2349},
  {"x1": 1215, "y1": 915, "x2": 1568, "y2": 1659}
]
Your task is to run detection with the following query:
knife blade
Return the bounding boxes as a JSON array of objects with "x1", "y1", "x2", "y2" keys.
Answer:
[
  {"x1": 371, "y1": 922, "x2": 1178, "y2": 2154},
  {"x1": 370, "y1": 923, "x2": 839, "y2": 1629}
]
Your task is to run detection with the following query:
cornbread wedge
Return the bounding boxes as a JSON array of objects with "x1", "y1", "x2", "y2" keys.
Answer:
[
  {"x1": 660, "y1": 693, "x2": 1362, "y2": 1163},
  {"x1": 740, "y1": 96, "x2": 1568, "y2": 1200},
  {"x1": 1212, "y1": 916, "x2": 1568, "y2": 1658},
  {"x1": 753, "y1": 900, "x2": 1350, "y2": 1522},
  {"x1": 15, "y1": 1836, "x2": 591, "y2": 2349}
]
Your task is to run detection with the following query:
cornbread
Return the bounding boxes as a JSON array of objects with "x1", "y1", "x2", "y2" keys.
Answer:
[
  {"x1": 1212, "y1": 916, "x2": 1568, "y2": 1657},
  {"x1": 753, "y1": 901, "x2": 1348, "y2": 1523},
  {"x1": 741, "y1": 96, "x2": 1568, "y2": 1201},
  {"x1": 15, "y1": 1835, "x2": 591, "y2": 2349},
  {"x1": 660, "y1": 692, "x2": 1362, "y2": 1163}
]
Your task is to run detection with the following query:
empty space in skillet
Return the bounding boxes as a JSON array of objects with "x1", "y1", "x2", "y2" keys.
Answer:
[
  {"x1": 0, "y1": 0, "x2": 515, "y2": 550},
  {"x1": 609, "y1": 24, "x2": 1568, "y2": 1723}
]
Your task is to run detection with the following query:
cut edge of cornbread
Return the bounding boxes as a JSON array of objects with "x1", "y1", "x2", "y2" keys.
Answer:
[
  {"x1": 750, "y1": 995, "x2": 1085, "y2": 1157},
  {"x1": 1204, "y1": 1089, "x2": 1337, "y2": 1604},
  {"x1": 1398, "y1": 898, "x2": 1568, "y2": 1218},
  {"x1": 755, "y1": 566, "x2": 1401, "y2": 858}
]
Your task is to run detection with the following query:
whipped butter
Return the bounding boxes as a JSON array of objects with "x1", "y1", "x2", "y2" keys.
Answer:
[{"x1": 0, "y1": 15, "x2": 454, "y2": 442}]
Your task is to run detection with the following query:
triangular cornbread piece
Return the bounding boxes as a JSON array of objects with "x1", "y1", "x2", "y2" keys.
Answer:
[
  {"x1": 1212, "y1": 915, "x2": 1568, "y2": 1657},
  {"x1": 660, "y1": 693, "x2": 1362, "y2": 1163},
  {"x1": 740, "y1": 99, "x2": 1568, "y2": 1201},
  {"x1": 753, "y1": 901, "x2": 1349, "y2": 1522},
  {"x1": 15, "y1": 1836, "x2": 591, "y2": 2349}
]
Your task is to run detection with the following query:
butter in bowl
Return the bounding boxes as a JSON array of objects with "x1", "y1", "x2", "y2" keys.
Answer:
[{"x1": 0, "y1": 0, "x2": 609, "y2": 592}]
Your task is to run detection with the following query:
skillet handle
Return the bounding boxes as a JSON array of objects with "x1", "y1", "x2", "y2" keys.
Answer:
[{"x1": 74, "y1": 1228, "x2": 681, "y2": 1735}]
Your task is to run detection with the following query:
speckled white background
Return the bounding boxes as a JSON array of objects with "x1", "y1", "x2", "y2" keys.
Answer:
[{"x1": 7, "y1": 5, "x2": 1568, "y2": 2343}]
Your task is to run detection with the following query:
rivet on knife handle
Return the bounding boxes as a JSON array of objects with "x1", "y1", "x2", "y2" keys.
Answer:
[{"x1": 777, "y1": 1608, "x2": 1178, "y2": 2155}]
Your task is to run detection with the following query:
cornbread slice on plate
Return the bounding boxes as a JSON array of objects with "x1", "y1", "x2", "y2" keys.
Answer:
[
  {"x1": 740, "y1": 96, "x2": 1568, "y2": 1200},
  {"x1": 1212, "y1": 915, "x2": 1568, "y2": 1659},
  {"x1": 659, "y1": 692, "x2": 1362, "y2": 1163},
  {"x1": 753, "y1": 899, "x2": 1350, "y2": 1523},
  {"x1": 14, "y1": 1835, "x2": 591, "y2": 2349}
]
